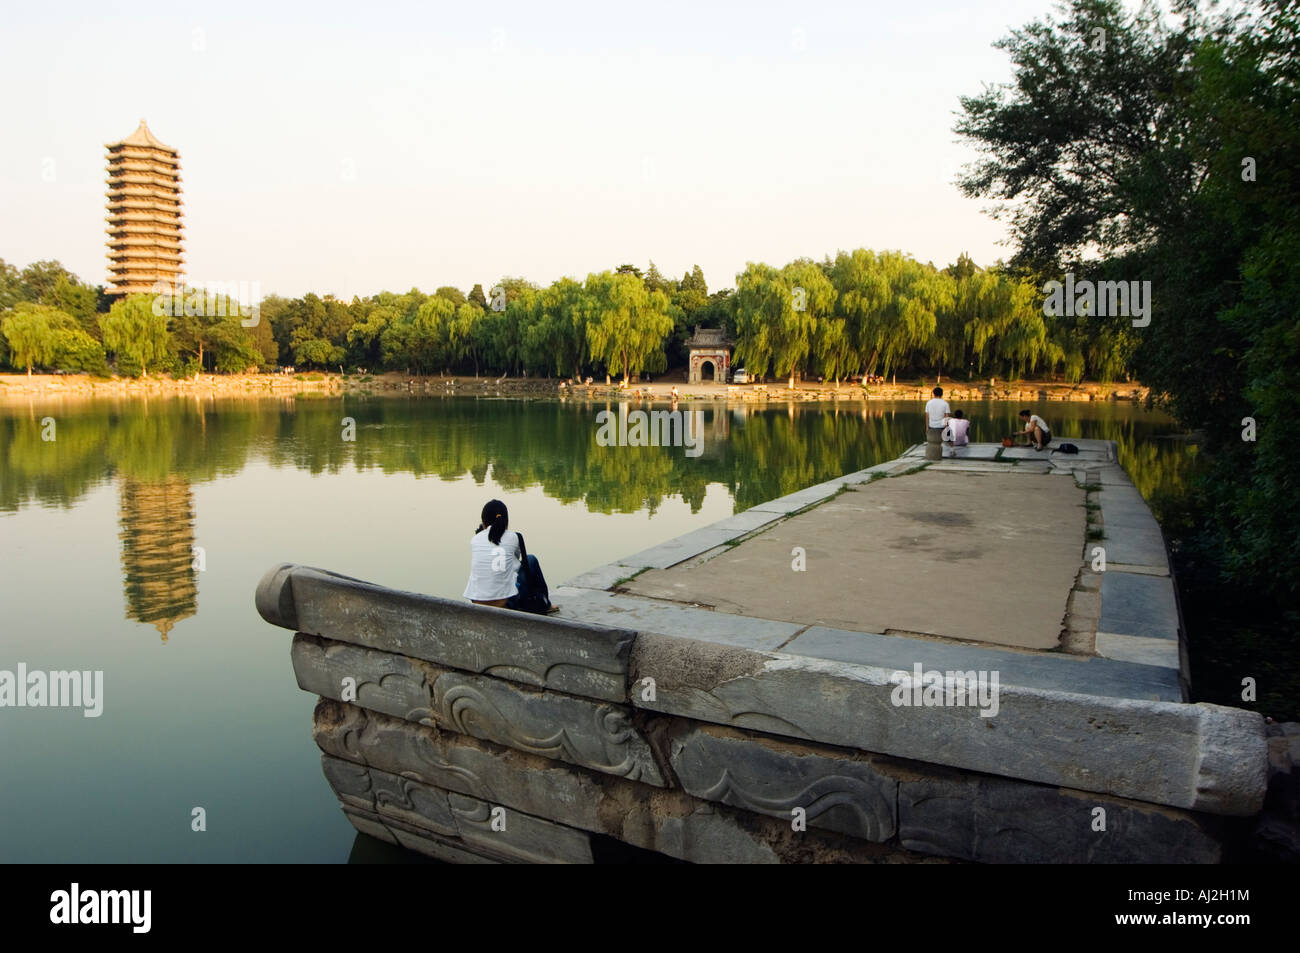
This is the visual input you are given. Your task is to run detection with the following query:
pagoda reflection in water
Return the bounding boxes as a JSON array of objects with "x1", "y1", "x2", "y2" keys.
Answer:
[{"x1": 118, "y1": 476, "x2": 197, "y2": 642}]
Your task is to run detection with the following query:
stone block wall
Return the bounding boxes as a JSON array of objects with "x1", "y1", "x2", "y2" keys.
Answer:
[{"x1": 257, "y1": 563, "x2": 1267, "y2": 864}]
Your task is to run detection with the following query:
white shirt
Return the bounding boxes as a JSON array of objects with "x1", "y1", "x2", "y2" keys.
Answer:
[
  {"x1": 1025, "y1": 414, "x2": 1050, "y2": 433},
  {"x1": 463, "y1": 529, "x2": 521, "y2": 601},
  {"x1": 945, "y1": 418, "x2": 971, "y2": 446},
  {"x1": 925, "y1": 397, "x2": 951, "y2": 428}
]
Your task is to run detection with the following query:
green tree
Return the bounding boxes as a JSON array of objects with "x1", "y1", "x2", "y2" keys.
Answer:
[
  {"x1": 2, "y1": 303, "x2": 68, "y2": 374},
  {"x1": 0, "y1": 259, "x2": 21, "y2": 312},
  {"x1": 100, "y1": 296, "x2": 172, "y2": 377},
  {"x1": 435, "y1": 286, "x2": 467, "y2": 308},
  {"x1": 528, "y1": 278, "x2": 588, "y2": 378},
  {"x1": 380, "y1": 295, "x2": 455, "y2": 373},
  {"x1": 50, "y1": 325, "x2": 108, "y2": 374},
  {"x1": 955, "y1": 0, "x2": 1300, "y2": 601},
  {"x1": 449, "y1": 301, "x2": 485, "y2": 375},
  {"x1": 582, "y1": 271, "x2": 672, "y2": 383},
  {"x1": 287, "y1": 293, "x2": 354, "y2": 368},
  {"x1": 347, "y1": 303, "x2": 397, "y2": 369},
  {"x1": 827, "y1": 249, "x2": 949, "y2": 378},
  {"x1": 644, "y1": 261, "x2": 673, "y2": 295}
]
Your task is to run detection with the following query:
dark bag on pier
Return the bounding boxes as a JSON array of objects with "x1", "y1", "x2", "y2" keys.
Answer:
[
  {"x1": 1053, "y1": 443, "x2": 1080, "y2": 454},
  {"x1": 508, "y1": 533, "x2": 552, "y2": 614}
]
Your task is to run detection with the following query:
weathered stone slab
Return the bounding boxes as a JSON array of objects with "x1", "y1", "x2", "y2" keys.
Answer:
[
  {"x1": 627, "y1": 631, "x2": 1267, "y2": 815},
  {"x1": 783, "y1": 625, "x2": 1183, "y2": 701},
  {"x1": 617, "y1": 527, "x2": 749, "y2": 569},
  {"x1": 257, "y1": 563, "x2": 634, "y2": 701},
  {"x1": 667, "y1": 722, "x2": 898, "y2": 841},
  {"x1": 1041, "y1": 438, "x2": 1116, "y2": 461},
  {"x1": 1000, "y1": 446, "x2": 1050, "y2": 460},
  {"x1": 1097, "y1": 482, "x2": 1148, "y2": 506},
  {"x1": 324, "y1": 753, "x2": 458, "y2": 835},
  {"x1": 553, "y1": 587, "x2": 804, "y2": 652},
  {"x1": 1095, "y1": 631, "x2": 1181, "y2": 670},
  {"x1": 898, "y1": 767, "x2": 1224, "y2": 863},
  {"x1": 748, "y1": 479, "x2": 845, "y2": 514},
  {"x1": 1100, "y1": 501, "x2": 1163, "y2": 534},
  {"x1": 341, "y1": 805, "x2": 501, "y2": 864},
  {"x1": 1108, "y1": 563, "x2": 1169, "y2": 577},
  {"x1": 326, "y1": 756, "x2": 596, "y2": 863},
  {"x1": 314, "y1": 701, "x2": 921, "y2": 863},
  {"x1": 703, "y1": 508, "x2": 787, "y2": 535},
  {"x1": 1099, "y1": 572, "x2": 1180, "y2": 640},
  {"x1": 559, "y1": 562, "x2": 641, "y2": 591},
  {"x1": 1086, "y1": 464, "x2": 1134, "y2": 485},
  {"x1": 1099, "y1": 529, "x2": 1169, "y2": 570},
  {"x1": 949, "y1": 444, "x2": 1002, "y2": 460},
  {"x1": 292, "y1": 634, "x2": 667, "y2": 785},
  {"x1": 310, "y1": 699, "x2": 795, "y2": 861},
  {"x1": 840, "y1": 462, "x2": 899, "y2": 484}
]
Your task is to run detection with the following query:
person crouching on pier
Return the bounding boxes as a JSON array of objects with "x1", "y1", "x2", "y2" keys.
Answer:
[
  {"x1": 1019, "y1": 409, "x2": 1052, "y2": 450},
  {"x1": 463, "y1": 499, "x2": 557, "y2": 614},
  {"x1": 942, "y1": 409, "x2": 971, "y2": 457}
]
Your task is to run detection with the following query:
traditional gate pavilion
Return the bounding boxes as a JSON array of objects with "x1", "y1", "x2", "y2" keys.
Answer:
[{"x1": 685, "y1": 326, "x2": 732, "y2": 384}]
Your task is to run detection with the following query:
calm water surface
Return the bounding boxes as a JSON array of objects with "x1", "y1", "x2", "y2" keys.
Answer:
[{"x1": 0, "y1": 395, "x2": 1193, "y2": 861}]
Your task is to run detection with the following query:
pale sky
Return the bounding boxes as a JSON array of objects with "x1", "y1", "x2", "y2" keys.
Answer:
[{"x1": 0, "y1": 0, "x2": 1057, "y2": 300}]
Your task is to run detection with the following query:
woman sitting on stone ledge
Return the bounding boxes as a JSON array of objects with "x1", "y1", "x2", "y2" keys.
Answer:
[{"x1": 463, "y1": 499, "x2": 557, "y2": 614}]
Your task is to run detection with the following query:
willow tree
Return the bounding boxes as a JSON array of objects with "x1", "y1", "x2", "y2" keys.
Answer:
[
  {"x1": 528, "y1": 277, "x2": 588, "y2": 378},
  {"x1": 950, "y1": 269, "x2": 1059, "y2": 379},
  {"x1": 731, "y1": 262, "x2": 782, "y2": 381},
  {"x1": 449, "y1": 301, "x2": 485, "y2": 376},
  {"x1": 814, "y1": 316, "x2": 857, "y2": 387},
  {"x1": 582, "y1": 271, "x2": 672, "y2": 383},
  {"x1": 830, "y1": 250, "x2": 950, "y2": 378},
  {"x1": 380, "y1": 295, "x2": 455, "y2": 374},
  {"x1": 1, "y1": 302, "x2": 72, "y2": 375},
  {"x1": 777, "y1": 259, "x2": 835, "y2": 387},
  {"x1": 733, "y1": 261, "x2": 826, "y2": 387},
  {"x1": 100, "y1": 296, "x2": 171, "y2": 377}
]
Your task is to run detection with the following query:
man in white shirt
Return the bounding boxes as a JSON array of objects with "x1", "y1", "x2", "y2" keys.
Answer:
[
  {"x1": 924, "y1": 387, "x2": 951, "y2": 460},
  {"x1": 1019, "y1": 409, "x2": 1052, "y2": 450}
]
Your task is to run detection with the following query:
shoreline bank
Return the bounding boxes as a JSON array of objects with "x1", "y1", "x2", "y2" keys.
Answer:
[{"x1": 0, "y1": 371, "x2": 1149, "y2": 406}]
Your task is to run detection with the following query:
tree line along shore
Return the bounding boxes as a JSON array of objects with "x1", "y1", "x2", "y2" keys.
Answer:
[{"x1": 1, "y1": 251, "x2": 1133, "y2": 389}]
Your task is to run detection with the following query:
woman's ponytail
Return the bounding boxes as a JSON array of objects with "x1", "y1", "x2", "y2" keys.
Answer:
[{"x1": 480, "y1": 499, "x2": 509, "y2": 545}]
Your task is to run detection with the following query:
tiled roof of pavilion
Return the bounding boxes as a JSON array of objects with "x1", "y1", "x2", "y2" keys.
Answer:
[{"x1": 684, "y1": 326, "x2": 733, "y2": 348}]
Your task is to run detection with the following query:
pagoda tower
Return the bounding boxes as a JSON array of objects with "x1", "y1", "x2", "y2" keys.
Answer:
[
  {"x1": 105, "y1": 119, "x2": 184, "y2": 297},
  {"x1": 118, "y1": 475, "x2": 198, "y2": 643}
]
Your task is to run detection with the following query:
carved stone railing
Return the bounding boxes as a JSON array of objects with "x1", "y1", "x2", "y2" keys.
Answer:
[{"x1": 257, "y1": 563, "x2": 1267, "y2": 864}]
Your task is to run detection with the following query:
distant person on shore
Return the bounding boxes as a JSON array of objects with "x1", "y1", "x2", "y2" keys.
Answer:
[
  {"x1": 463, "y1": 499, "x2": 556, "y2": 614},
  {"x1": 924, "y1": 386, "x2": 951, "y2": 459},
  {"x1": 943, "y1": 409, "x2": 971, "y2": 456},
  {"x1": 1019, "y1": 409, "x2": 1052, "y2": 450}
]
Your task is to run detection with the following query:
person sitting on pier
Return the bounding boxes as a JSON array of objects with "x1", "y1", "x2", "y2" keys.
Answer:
[
  {"x1": 1019, "y1": 409, "x2": 1052, "y2": 450},
  {"x1": 924, "y1": 386, "x2": 951, "y2": 457},
  {"x1": 942, "y1": 409, "x2": 971, "y2": 456},
  {"x1": 463, "y1": 499, "x2": 557, "y2": 614}
]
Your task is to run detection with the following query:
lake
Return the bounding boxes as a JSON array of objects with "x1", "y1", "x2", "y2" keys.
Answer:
[{"x1": 0, "y1": 394, "x2": 1193, "y2": 862}]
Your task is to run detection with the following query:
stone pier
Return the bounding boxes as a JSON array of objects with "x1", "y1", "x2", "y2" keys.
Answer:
[{"x1": 256, "y1": 441, "x2": 1271, "y2": 863}]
